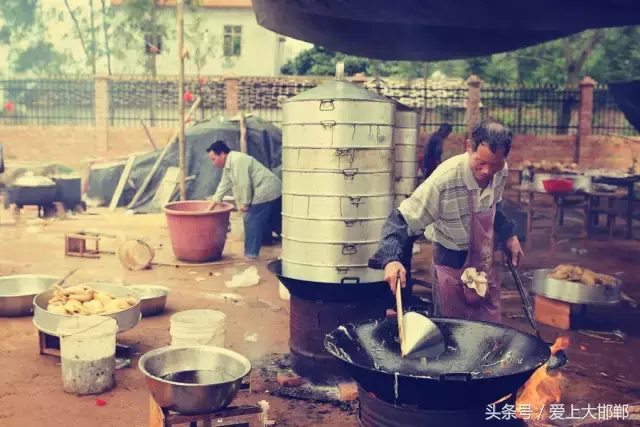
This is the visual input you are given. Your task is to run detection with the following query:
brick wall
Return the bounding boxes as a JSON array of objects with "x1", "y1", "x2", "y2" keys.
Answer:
[{"x1": 0, "y1": 126, "x2": 174, "y2": 170}]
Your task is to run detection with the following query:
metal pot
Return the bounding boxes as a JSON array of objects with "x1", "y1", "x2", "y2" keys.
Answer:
[
  {"x1": 395, "y1": 161, "x2": 418, "y2": 178},
  {"x1": 0, "y1": 275, "x2": 60, "y2": 317},
  {"x1": 282, "y1": 169, "x2": 393, "y2": 196},
  {"x1": 281, "y1": 258, "x2": 383, "y2": 284},
  {"x1": 139, "y1": 346, "x2": 251, "y2": 415},
  {"x1": 283, "y1": 80, "x2": 396, "y2": 125},
  {"x1": 394, "y1": 143, "x2": 419, "y2": 162},
  {"x1": 531, "y1": 269, "x2": 621, "y2": 305},
  {"x1": 283, "y1": 216, "x2": 385, "y2": 242},
  {"x1": 127, "y1": 285, "x2": 170, "y2": 317},
  {"x1": 282, "y1": 123, "x2": 394, "y2": 149},
  {"x1": 282, "y1": 194, "x2": 393, "y2": 220},
  {"x1": 33, "y1": 282, "x2": 141, "y2": 336},
  {"x1": 395, "y1": 177, "x2": 417, "y2": 195},
  {"x1": 395, "y1": 107, "x2": 420, "y2": 129},
  {"x1": 282, "y1": 147, "x2": 393, "y2": 171}
]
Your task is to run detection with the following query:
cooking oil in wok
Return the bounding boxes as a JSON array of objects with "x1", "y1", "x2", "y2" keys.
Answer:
[{"x1": 162, "y1": 369, "x2": 232, "y2": 384}]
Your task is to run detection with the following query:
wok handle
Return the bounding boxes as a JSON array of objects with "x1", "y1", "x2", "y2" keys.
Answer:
[{"x1": 439, "y1": 373, "x2": 472, "y2": 382}]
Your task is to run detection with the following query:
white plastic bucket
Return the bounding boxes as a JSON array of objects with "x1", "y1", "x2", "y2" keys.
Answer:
[
  {"x1": 170, "y1": 309, "x2": 226, "y2": 348},
  {"x1": 279, "y1": 281, "x2": 290, "y2": 301},
  {"x1": 57, "y1": 315, "x2": 118, "y2": 395}
]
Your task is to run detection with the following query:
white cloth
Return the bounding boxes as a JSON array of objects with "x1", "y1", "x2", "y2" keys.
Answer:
[
  {"x1": 398, "y1": 153, "x2": 508, "y2": 251},
  {"x1": 212, "y1": 151, "x2": 281, "y2": 206}
]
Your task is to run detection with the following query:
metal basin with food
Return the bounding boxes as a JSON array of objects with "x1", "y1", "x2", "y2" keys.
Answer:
[
  {"x1": 139, "y1": 346, "x2": 251, "y2": 415},
  {"x1": 128, "y1": 285, "x2": 170, "y2": 317},
  {"x1": 532, "y1": 269, "x2": 621, "y2": 305},
  {"x1": 0, "y1": 275, "x2": 60, "y2": 317},
  {"x1": 33, "y1": 283, "x2": 141, "y2": 336}
]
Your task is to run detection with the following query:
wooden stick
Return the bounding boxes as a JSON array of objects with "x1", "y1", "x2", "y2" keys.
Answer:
[
  {"x1": 126, "y1": 96, "x2": 201, "y2": 209},
  {"x1": 395, "y1": 275, "x2": 406, "y2": 357},
  {"x1": 177, "y1": 0, "x2": 186, "y2": 201},
  {"x1": 108, "y1": 154, "x2": 136, "y2": 212},
  {"x1": 239, "y1": 112, "x2": 247, "y2": 154},
  {"x1": 139, "y1": 118, "x2": 158, "y2": 151},
  {"x1": 53, "y1": 268, "x2": 79, "y2": 289}
]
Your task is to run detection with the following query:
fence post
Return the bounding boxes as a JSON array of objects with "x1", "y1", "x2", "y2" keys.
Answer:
[
  {"x1": 465, "y1": 75, "x2": 482, "y2": 137},
  {"x1": 94, "y1": 74, "x2": 110, "y2": 150},
  {"x1": 577, "y1": 77, "x2": 597, "y2": 163},
  {"x1": 224, "y1": 75, "x2": 239, "y2": 116}
]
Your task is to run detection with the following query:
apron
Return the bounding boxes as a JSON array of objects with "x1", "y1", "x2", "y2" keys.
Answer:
[{"x1": 431, "y1": 191, "x2": 502, "y2": 323}]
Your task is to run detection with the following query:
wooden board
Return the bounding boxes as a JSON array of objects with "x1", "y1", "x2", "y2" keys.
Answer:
[
  {"x1": 534, "y1": 294, "x2": 571, "y2": 330},
  {"x1": 109, "y1": 154, "x2": 137, "y2": 212},
  {"x1": 150, "y1": 167, "x2": 180, "y2": 210}
]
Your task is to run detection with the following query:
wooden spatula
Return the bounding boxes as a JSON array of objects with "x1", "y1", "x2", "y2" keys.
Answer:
[
  {"x1": 395, "y1": 274, "x2": 407, "y2": 357},
  {"x1": 51, "y1": 268, "x2": 79, "y2": 291}
]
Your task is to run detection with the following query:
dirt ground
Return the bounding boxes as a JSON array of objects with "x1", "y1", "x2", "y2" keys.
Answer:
[{"x1": 0, "y1": 206, "x2": 639, "y2": 427}]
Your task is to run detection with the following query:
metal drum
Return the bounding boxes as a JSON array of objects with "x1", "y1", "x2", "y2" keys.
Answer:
[
  {"x1": 281, "y1": 76, "x2": 396, "y2": 283},
  {"x1": 393, "y1": 105, "x2": 420, "y2": 208}
]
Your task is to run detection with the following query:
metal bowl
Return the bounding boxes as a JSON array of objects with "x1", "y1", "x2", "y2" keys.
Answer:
[
  {"x1": 33, "y1": 282, "x2": 141, "y2": 336},
  {"x1": 127, "y1": 285, "x2": 169, "y2": 317},
  {"x1": 532, "y1": 269, "x2": 622, "y2": 305},
  {"x1": 0, "y1": 275, "x2": 60, "y2": 317},
  {"x1": 139, "y1": 346, "x2": 251, "y2": 415}
]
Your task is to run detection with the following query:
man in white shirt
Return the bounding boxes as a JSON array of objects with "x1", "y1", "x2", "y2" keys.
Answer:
[
  {"x1": 369, "y1": 119, "x2": 524, "y2": 323},
  {"x1": 207, "y1": 141, "x2": 282, "y2": 259}
]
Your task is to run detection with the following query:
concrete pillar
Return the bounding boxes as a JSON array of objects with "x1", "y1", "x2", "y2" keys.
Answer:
[
  {"x1": 465, "y1": 75, "x2": 483, "y2": 138},
  {"x1": 224, "y1": 75, "x2": 239, "y2": 116},
  {"x1": 94, "y1": 74, "x2": 110, "y2": 150}
]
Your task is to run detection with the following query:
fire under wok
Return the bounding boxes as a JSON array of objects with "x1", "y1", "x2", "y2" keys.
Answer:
[{"x1": 325, "y1": 315, "x2": 552, "y2": 409}]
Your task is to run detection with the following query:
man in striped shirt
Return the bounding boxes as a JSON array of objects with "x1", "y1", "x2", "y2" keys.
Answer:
[{"x1": 369, "y1": 119, "x2": 523, "y2": 322}]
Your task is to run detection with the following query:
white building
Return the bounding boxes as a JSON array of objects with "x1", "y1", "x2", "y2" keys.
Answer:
[
  {"x1": 110, "y1": 0, "x2": 312, "y2": 76},
  {"x1": 1, "y1": 0, "x2": 312, "y2": 77}
]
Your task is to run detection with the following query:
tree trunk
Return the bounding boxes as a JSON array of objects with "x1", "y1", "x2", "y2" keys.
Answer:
[
  {"x1": 89, "y1": 0, "x2": 96, "y2": 74},
  {"x1": 100, "y1": 0, "x2": 112, "y2": 75},
  {"x1": 150, "y1": 0, "x2": 158, "y2": 126}
]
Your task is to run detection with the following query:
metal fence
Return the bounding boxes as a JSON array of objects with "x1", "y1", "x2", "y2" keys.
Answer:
[
  {"x1": 108, "y1": 77, "x2": 226, "y2": 126},
  {"x1": 0, "y1": 78, "x2": 95, "y2": 125},
  {"x1": 237, "y1": 79, "x2": 319, "y2": 124},
  {"x1": 592, "y1": 86, "x2": 638, "y2": 136},
  {"x1": 0, "y1": 76, "x2": 638, "y2": 136},
  {"x1": 480, "y1": 85, "x2": 581, "y2": 135}
]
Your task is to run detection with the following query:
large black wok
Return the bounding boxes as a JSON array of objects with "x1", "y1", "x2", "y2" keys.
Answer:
[{"x1": 325, "y1": 315, "x2": 550, "y2": 409}]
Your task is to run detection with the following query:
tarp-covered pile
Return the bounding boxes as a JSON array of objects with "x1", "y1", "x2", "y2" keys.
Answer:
[{"x1": 86, "y1": 115, "x2": 282, "y2": 214}]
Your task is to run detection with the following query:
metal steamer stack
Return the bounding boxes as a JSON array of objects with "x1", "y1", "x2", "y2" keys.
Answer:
[
  {"x1": 392, "y1": 104, "x2": 420, "y2": 208},
  {"x1": 271, "y1": 65, "x2": 395, "y2": 381}
]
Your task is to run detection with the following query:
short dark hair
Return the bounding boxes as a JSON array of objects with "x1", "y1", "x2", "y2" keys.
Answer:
[
  {"x1": 439, "y1": 123, "x2": 453, "y2": 133},
  {"x1": 470, "y1": 119, "x2": 512, "y2": 157},
  {"x1": 206, "y1": 140, "x2": 230, "y2": 155}
]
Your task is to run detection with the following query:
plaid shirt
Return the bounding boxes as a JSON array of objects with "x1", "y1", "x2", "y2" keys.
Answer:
[{"x1": 369, "y1": 153, "x2": 516, "y2": 269}]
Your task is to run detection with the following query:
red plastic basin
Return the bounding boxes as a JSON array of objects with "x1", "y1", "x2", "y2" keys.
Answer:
[
  {"x1": 163, "y1": 201, "x2": 234, "y2": 262},
  {"x1": 542, "y1": 179, "x2": 574, "y2": 194}
]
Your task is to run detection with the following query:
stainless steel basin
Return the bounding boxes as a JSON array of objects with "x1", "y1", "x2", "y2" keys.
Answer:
[
  {"x1": 33, "y1": 282, "x2": 141, "y2": 335},
  {"x1": 0, "y1": 275, "x2": 60, "y2": 317},
  {"x1": 128, "y1": 285, "x2": 170, "y2": 317},
  {"x1": 139, "y1": 346, "x2": 251, "y2": 415}
]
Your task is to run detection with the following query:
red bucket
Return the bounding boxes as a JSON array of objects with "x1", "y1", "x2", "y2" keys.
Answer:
[
  {"x1": 542, "y1": 179, "x2": 574, "y2": 193},
  {"x1": 163, "y1": 201, "x2": 234, "y2": 262}
]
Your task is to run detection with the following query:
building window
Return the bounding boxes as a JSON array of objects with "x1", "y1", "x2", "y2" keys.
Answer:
[
  {"x1": 144, "y1": 34, "x2": 163, "y2": 54},
  {"x1": 223, "y1": 26, "x2": 242, "y2": 57}
]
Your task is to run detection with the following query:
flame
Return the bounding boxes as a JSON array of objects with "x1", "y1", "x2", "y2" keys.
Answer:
[{"x1": 516, "y1": 337, "x2": 569, "y2": 421}]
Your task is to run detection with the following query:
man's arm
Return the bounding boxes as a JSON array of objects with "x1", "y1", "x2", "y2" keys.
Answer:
[
  {"x1": 494, "y1": 201, "x2": 518, "y2": 242},
  {"x1": 211, "y1": 168, "x2": 233, "y2": 203},
  {"x1": 231, "y1": 155, "x2": 253, "y2": 207},
  {"x1": 368, "y1": 178, "x2": 441, "y2": 270}
]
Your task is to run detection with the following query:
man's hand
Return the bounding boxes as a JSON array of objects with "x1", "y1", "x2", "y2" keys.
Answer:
[
  {"x1": 384, "y1": 261, "x2": 406, "y2": 295},
  {"x1": 505, "y1": 235, "x2": 524, "y2": 267},
  {"x1": 240, "y1": 204, "x2": 249, "y2": 212}
]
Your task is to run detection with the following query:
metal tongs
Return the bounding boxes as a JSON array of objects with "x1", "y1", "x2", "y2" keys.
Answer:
[
  {"x1": 395, "y1": 274, "x2": 444, "y2": 358},
  {"x1": 503, "y1": 245, "x2": 568, "y2": 371}
]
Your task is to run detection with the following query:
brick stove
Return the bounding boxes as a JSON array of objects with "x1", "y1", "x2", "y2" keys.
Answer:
[{"x1": 357, "y1": 384, "x2": 525, "y2": 427}]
